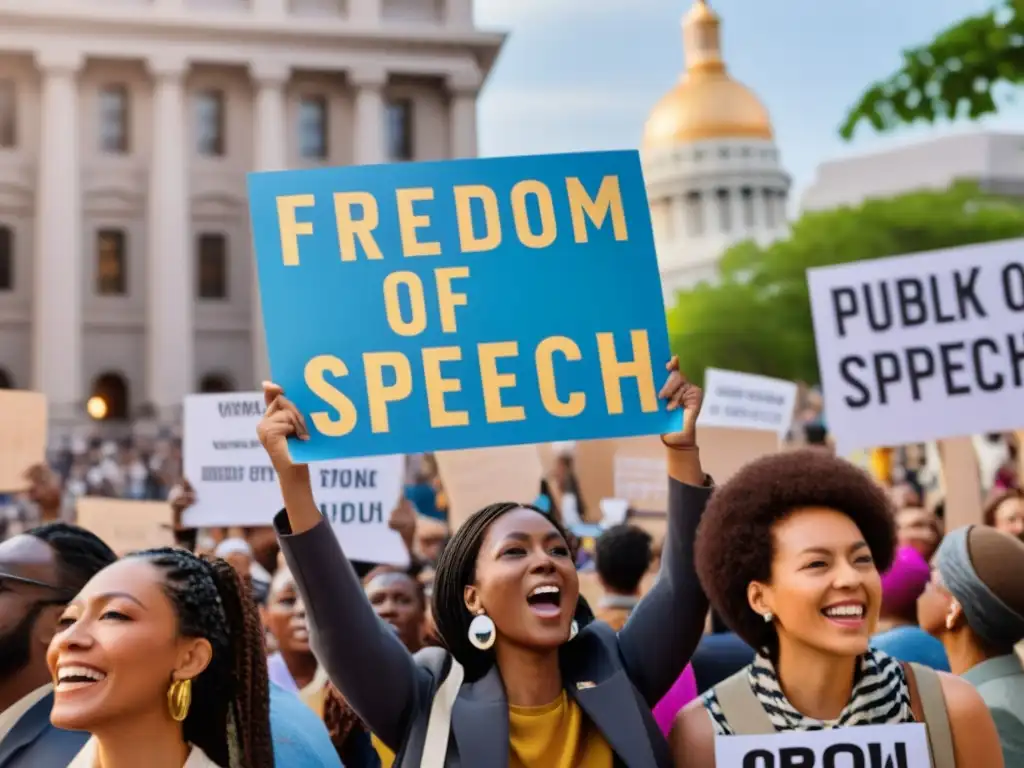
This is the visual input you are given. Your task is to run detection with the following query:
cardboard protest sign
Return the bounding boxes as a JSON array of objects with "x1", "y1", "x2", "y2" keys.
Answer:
[
  {"x1": 699, "y1": 368, "x2": 797, "y2": 438},
  {"x1": 183, "y1": 392, "x2": 408, "y2": 565},
  {"x1": 76, "y1": 498, "x2": 175, "y2": 555},
  {"x1": 0, "y1": 390, "x2": 47, "y2": 491},
  {"x1": 715, "y1": 723, "x2": 929, "y2": 767},
  {"x1": 808, "y1": 239, "x2": 1024, "y2": 454},
  {"x1": 248, "y1": 150, "x2": 680, "y2": 461},
  {"x1": 937, "y1": 437, "x2": 984, "y2": 529},
  {"x1": 434, "y1": 444, "x2": 544, "y2": 531}
]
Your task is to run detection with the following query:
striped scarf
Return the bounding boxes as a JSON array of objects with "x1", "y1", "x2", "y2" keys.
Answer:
[{"x1": 705, "y1": 648, "x2": 914, "y2": 735}]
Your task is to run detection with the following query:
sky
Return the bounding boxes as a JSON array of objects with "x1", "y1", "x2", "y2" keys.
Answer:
[{"x1": 473, "y1": 0, "x2": 1022, "y2": 207}]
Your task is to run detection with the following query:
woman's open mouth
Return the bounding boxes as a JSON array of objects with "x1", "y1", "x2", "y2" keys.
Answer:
[
  {"x1": 55, "y1": 664, "x2": 108, "y2": 694},
  {"x1": 820, "y1": 601, "x2": 867, "y2": 629},
  {"x1": 526, "y1": 585, "x2": 562, "y2": 619}
]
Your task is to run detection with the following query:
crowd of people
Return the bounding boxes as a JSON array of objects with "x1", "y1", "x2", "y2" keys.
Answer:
[{"x1": 1, "y1": 365, "x2": 1023, "y2": 767}]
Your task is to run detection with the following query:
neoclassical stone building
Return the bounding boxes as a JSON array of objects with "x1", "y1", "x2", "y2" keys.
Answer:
[{"x1": 0, "y1": 0, "x2": 501, "y2": 428}]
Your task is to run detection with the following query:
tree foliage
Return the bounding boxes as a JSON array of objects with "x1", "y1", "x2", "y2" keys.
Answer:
[
  {"x1": 839, "y1": 0, "x2": 1024, "y2": 139},
  {"x1": 666, "y1": 183, "x2": 1024, "y2": 386}
]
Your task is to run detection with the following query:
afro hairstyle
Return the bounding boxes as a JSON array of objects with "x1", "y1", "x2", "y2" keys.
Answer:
[{"x1": 694, "y1": 449, "x2": 896, "y2": 654}]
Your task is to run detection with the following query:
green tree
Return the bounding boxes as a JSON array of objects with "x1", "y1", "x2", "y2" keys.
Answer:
[
  {"x1": 839, "y1": 0, "x2": 1022, "y2": 139},
  {"x1": 666, "y1": 183, "x2": 1024, "y2": 385}
]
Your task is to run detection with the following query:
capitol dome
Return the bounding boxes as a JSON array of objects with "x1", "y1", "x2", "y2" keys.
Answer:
[
  {"x1": 643, "y1": 0, "x2": 772, "y2": 148},
  {"x1": 641, "y1": 0, "x2": 790, "y2": 300}
]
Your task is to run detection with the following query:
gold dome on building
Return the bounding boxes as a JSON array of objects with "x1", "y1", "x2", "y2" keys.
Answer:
[{"x1": 642, "y1": 0, "x2": 773, "y2": 149}]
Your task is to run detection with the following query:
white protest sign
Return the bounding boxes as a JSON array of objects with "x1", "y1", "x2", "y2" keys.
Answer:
[
  {"x1": 699, "y1": 368, "x2": 797, "y2": 438},
  {"x1": 808, "y1": 238, "x2": 1024, "y2": 454},
  {"x1": 183, "y1": 392, "x2": 408, "y2": 566},
  {"x1": 613, "y1": 455, "x2": 666, "y2": 512},
  {"x1": 715, "y1": 723, "x2": 929, "y2": 767},
  {"x1": 599, "y1": 498, "x2": 629, "y2": 527}
]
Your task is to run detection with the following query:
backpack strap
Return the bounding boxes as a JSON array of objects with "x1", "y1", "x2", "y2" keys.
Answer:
[
  {"x1": 713, "y1": 668, "x2": 776, "y2": 735},
  {"x1": 420, "y1": 654, "x2": 465, "y2": 768},
  {"x1": 905, "y1": 662, "x2": 955, "y2": 768}
]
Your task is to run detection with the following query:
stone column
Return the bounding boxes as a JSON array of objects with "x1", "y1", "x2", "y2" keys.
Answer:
[
  {"x1": 252, "y1": 0, "x2": 286, "y2": 15},
  {"x1": 348, "y1": 0, "x2": 381, "y2": 24},
  {"x1": 732, "y1": 186, "x2": 746, "y2": 233},
  {"x1": 146, "y1": 55, "x2": 192, "y2": 424},
  {"x1": 445, "y1": 0, "x2": 473, "y2": 27},
  {"x1": 33, "y1": 49, "x2": 84, "y2": 427},
  {"x1": 351, "y1": 65, "x2": 386, "y2": 165},
  {"x1": 250, "y1": 61, "x2": 290, "y2": 386},
  {"x1": 447, "y1": 68, "x2": 481, "y2": 159}
]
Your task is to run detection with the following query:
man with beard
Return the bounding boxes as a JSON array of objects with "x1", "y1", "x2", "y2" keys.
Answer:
[{"x1": 0, "y1": 522, "x2": 116, "y2": 767}]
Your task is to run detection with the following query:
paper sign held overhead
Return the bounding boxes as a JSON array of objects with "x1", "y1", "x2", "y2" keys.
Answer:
[
  {"x1": 76, "y1": 498, "x2": 175, "y2": 556},
  {"x1": 183, "y1": 392, "x2": 408, "y2": 566},
  {"x1": 0, "y1": 390, "x2": 47, "y2": 492},
  {"x1": 807, "y1": 238, "x2": 1024, "y2": 454},
  {"x1": 435, "y1": 444, "x2": 543, "y2": 532},
  {"x1": 248, "y1": 150, "x2": 680, "y2": 461},
  {"x1": 715, "y1": 722, "x2": 929, "y2": 767},
  {"x1": 699, "y1": 368, "x2": 797, "y2": 437}
]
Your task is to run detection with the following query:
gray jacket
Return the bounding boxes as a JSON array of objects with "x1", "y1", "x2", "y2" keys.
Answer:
[
  {"x1": 276, "y1": 477, "x2": 712, "y2": 768},
  {"x1": 0, "y1": 692, "x2": 88, "y2": 768}
]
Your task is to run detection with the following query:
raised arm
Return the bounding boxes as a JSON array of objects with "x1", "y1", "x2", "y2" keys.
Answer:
[
  {"x1": 617, "y1": 363, "x2": 711, "y2": 705},
  {"x1": 258, "y1": 383, "x2": 425, "y2": 749}
]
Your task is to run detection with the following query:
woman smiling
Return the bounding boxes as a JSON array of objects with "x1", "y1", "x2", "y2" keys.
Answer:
[
  {"x1": 259, "y1": 356, "x2": 712, "y2": 767},
  {"x1": 670, "y1": 451, "x2": 1003, "y2": 768},
  {"x1": 48, "y1": 549, "x2": 273, "y2": 768}
]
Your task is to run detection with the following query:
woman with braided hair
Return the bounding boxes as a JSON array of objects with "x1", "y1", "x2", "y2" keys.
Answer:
[{"x1": 45, "y1": 548, "x2": 274, "y2": 768}]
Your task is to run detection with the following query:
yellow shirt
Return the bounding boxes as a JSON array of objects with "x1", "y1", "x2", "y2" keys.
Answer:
[
  {"x1": 508, "y1": 691, "x2": 613, "y2": 768},
  {"x1": 372, "y1": 734, "x2": 396, "y2": 768}
]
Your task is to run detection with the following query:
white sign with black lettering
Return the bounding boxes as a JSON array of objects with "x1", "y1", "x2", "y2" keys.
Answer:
[
  {"x1": 183, "y1": 393, "x2": 408, "y2": 566},
  {"x1": 715, "y1": 723, "x2": 929, "y2": 767},
  {"x1": 699, "y1": 368, "x2": 798, "y2": 437},
  {"x1": 808, "y1": 238, "x2": 1024, "y2": 454}
]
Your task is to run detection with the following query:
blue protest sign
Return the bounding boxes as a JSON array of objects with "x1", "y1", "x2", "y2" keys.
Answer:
[{"x1": 248, "y1": 150, "x2": 680, "y2": 461}]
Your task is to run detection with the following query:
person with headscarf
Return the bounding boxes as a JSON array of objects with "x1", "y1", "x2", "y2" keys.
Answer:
[
  {"x1": 871, "y1": 546, "x2": 949, "y2": 670},
  {"x1": 919, "y1": 525, "x2": 1024, "y2": 764}
]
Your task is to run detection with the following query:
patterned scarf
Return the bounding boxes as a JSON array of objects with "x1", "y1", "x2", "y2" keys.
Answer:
[{"x1": 705, "y1": 648, "x2": 915, "y2": 734}]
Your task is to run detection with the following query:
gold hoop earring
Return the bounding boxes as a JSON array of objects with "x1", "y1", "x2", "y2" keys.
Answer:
[{"x1": 167, "y1": 678, "x2": 192, "y2": 722}]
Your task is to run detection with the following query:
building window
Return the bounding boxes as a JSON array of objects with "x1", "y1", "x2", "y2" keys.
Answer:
[
  {"x1": 96, "y1": 229, "x2": 127, "y2": 296},
  {"x1": 196, "y1": 90, "x2": 225, "y2": 156},
  {"x1": 298, "y1": 96, "x2": 328, "y2": 159},
  {"x1": 741, "y1": 187, "x2": 755, "y2": 229},
  {"x1": 199, "y1": 373, "x2": 234, "y2": 393},
  {"x1": 386, "y1": 99, "x2": 413, "y2": 161},
  {"x1": 98, "y1": 85, "x2": 130, "y2": 153},
  {"x1": 716, "y1": 188, "x2": 731, "y2": 233},
  {"x1": 0, "y1": 225, "x2": 12, "y2": 291},
  {"x1": 0, "y1": 81, "x2": 16, "y2": 148},
  {"x1": 89, "y1": 372, "x2": 129, "y2": 421},
  {"x1": 197, "y1": 233, "x2": 228, "y2": 299}
]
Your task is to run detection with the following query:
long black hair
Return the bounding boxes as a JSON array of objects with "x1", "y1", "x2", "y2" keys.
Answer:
[
  {"x1": 431, "y1": 502, "x2": 592, "y2": 681},
  {"x1": 129, "y1": 548, "x2": 273, "y2": 768}
]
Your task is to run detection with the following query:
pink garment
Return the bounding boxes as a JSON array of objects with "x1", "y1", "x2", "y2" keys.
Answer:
[
  {"x1": 652, "y1": 664, "x2": 698, "y2": 735},
  {"x1": 880, "y1": 545, "x2": 931, "y2": 617}
]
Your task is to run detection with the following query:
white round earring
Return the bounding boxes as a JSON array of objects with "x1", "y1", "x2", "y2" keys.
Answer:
[
  {"x1": 762, "y1": 612, "x2": 773, "y2": 623},
  {"x1": 568, "y1": 619, "x2": 579, "y2": 641},
  {"x1": 468, "y1": 613, "x2": 496, "y2": 651}
]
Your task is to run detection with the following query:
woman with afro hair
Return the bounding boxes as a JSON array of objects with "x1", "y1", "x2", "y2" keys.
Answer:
[{"x1": 669, "y1": 450, "x2": 1003, "y2": 768}]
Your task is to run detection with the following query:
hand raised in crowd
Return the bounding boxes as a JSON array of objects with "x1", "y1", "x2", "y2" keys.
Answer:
[
  {"x1": 167, "y1": 477, "x2": 197, "y2": 515},
  {"x1": 257, "y1": 381, "x2": 310, "y2": 471},
  {"x1": 388, "y1": 497, "x2": 417, "y2": 553},
  {"x1": 658, "y1": 355, "x2": 703, "y2": 448},
  {"x1": 24, "y1": 463, "x2": 62, "y2": 518}
]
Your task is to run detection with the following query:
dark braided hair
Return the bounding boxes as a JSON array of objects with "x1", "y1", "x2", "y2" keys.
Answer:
[
  {"x1": 431, "y1": 502, "x2": 590, "y2": 682},
  {"x1": 26, "y1": 523, "x2": 117, "y2": 593},
  {"x1": 129, "y1": 548, "x2": 273, "y2": 768}
]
